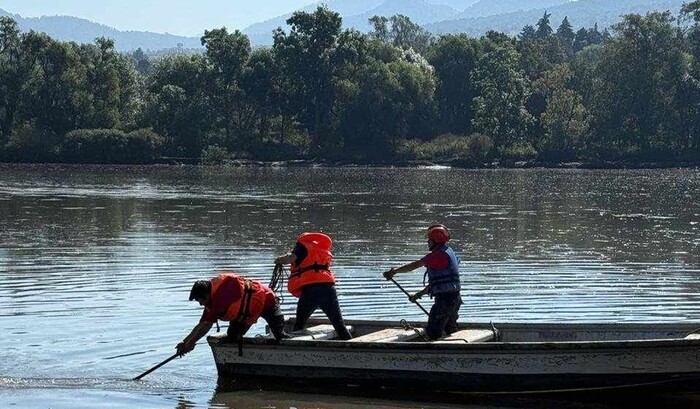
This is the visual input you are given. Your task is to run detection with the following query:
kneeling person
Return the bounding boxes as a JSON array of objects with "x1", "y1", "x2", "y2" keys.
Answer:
[{"x1": 176, "y1": 272, "x2": 288, "y2": 356}]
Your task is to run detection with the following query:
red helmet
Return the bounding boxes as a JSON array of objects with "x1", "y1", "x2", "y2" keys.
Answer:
[
  {"x1": 297, "y1": 232, "x2": 333, "y2": 251},
  {"x1": 427, "y1": 224, "x2": 450, "y2": 243}
]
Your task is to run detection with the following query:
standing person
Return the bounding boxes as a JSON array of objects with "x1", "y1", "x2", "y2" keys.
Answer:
[
  {"x1": 275, "y1": 232, "x2": 353, "y2": 340},
  {"x1": 176, "y1": 271, "x2": 288, "y2": 357},
  {"x1": 383, "y1": 224, "x2": 462, "y2": 340}
]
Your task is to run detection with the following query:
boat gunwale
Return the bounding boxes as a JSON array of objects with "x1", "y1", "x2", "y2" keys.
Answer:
[{"x1": 207, "y1": 319, "x2": 700, "y2": 352}]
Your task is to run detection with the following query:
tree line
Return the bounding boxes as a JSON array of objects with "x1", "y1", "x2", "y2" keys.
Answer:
[{"x1": 0, "y1": 3, "x2": 699, "y2": 165}]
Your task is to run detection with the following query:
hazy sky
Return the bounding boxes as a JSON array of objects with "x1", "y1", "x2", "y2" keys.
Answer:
[{"x1": 0, "y1": 0, "x2": 315, "y2": 36}]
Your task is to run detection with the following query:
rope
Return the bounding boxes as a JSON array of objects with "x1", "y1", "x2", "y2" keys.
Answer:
[
  {"x1": 684, "y1": 327, "x2": 700, "y2": 337},
  {"x1": 399, "y1": 319, "x2": 430, "y2": 341},
  {"x1": 268, "y1": 263, "x2": 287, "y2": 303}
]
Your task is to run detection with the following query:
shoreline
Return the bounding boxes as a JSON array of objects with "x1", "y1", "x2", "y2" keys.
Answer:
[{"x1": 0, "y1": 159, "x2": 698, "y2": 170}]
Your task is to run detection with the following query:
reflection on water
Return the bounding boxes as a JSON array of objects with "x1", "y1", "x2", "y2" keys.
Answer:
[{"x1": 0, "y1": 164, "x2": 698, "y2": 408}]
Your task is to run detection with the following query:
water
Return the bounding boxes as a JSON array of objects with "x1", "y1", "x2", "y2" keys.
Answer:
[{"x1": 0, "y1": 164, "x2": 698, "y2": 408}]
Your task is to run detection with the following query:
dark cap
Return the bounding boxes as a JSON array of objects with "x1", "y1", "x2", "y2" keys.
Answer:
[{"x1": 189, "y1": 280, "x2": 212, "y2": 301}]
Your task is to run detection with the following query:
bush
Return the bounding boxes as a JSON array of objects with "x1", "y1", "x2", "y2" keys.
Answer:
[
  {"x1": 498, "y1": 140, "x2": 538, "y2": 161},
  {"x1": 59, "y1": 128, "x2": 164, "y2": 164},
  {"x1": 395, "y1": 133, "x2": 494, "y2": 161},
  {"x1": 2, "y1": 122, "x2": 61, "y2": 163},
  {"x1": 200, "y1": 144, "x2": 230, "y2": 165}
]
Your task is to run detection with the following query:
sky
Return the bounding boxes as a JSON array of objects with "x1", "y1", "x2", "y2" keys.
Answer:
[{"x1": 0, "y1": 0, "x2": 315, "y2": 36}]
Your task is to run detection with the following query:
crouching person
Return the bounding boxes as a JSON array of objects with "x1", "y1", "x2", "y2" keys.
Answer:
[{"x1": 176, "y1": 272, "x2": 288, "y2": 356}]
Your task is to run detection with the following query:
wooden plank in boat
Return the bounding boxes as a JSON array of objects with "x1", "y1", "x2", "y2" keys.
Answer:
[
  {"x1": 287, "y1": 324, "x2": 353, "y2": 341},
  {"x1": 349, "y1": 327, "x2": 426, "y2": 343},
  {"x1": 434, "y1": 329, "x2": 495, "y2": 343}
]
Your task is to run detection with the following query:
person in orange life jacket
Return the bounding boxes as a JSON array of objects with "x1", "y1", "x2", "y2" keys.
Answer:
[
  {"x1": 275, "y1": 232, "x2": 353, "y2": 340},
  {"x1": 383, "y1": 224, "x2": 462, "y2": 340},
  {"x1": 176, "y1": 272, "x2": 289, "y2": 356}
]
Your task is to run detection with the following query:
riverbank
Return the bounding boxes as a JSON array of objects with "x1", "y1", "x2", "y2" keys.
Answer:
[
  {"x1": 163, "y1": 157, "x2": 700, "y2": 169},
  {"x1": 2, "y1": 158, "x2": 699, "y2": 170}
]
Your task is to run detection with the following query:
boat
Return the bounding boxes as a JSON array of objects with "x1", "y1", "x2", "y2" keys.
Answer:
[{"x1": 206, "y1": 318, "x2": 700, "y2": 394}]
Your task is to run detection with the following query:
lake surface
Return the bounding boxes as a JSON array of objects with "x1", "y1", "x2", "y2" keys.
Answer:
[{"x1": 0, "y1": 164, "x2": 698, "y2": 408}]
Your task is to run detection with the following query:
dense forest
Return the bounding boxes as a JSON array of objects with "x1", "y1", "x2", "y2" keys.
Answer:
[{"x1": 0, "y1": 2, "x2": 699, "y2": 166}]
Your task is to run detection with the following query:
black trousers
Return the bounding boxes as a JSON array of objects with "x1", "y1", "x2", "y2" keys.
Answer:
[
  {"x1": 294, "y1": 283, "x2": 352, "y2": 340},
  {"x1": 426, "y1": 291, "x2": 462, "y2": 340},
  {"x1": 227, "y1": 298, "x2": 288, "y2": 340}
]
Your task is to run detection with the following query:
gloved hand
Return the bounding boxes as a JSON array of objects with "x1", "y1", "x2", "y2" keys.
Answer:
[
  {"x1": 408, "y1": 292, "x2": 423, "y2": 303},
  {"x1": 176, "y1": 341, "x2": 195, "y2": 356},
  {"x1": 383, "y1": 268, "x2": 396, "y2": 280}
]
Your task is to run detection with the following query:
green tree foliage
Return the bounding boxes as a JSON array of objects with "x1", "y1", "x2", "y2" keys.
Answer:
[
  {"x1": 0, "y1": 8, "x2": 698, "y2": 166},
  {"x1": 144, "y1": 54, "x2": 211, "y2": 157},
  {"x1": 536, "y1": 12, "x2": 553, "y2": 39},
  {"x1": 427, "y1": 34, "x2": 481, "y2": 135},
  {"x1": 593, "y1": 12, "x2": 693, "y2": 157},
  {"x1": 556, "y1": 17, "x2": 576, "y2": 58},
  {"x1": 201, "y1": 28, "x2": 252, "y2": 149},
  {"x1": 471, "y1": 33, "x2": 533, "y2": 153},
  {"x1": 59, "y1": 128, "x2": 164, "y2": 164},
  {"x1": 273, "y1": 6, "x2": 356, "y2": 154},
  {"x1": 534, "y1": 63, "x2": 590, "y2": 160},
  {"x1": 368, "y1": 14, "x2": 433, "y2": 54}
]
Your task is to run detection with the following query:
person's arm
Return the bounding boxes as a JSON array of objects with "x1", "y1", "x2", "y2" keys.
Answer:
[
  {"x1": 383, "y1": 259, "x2": 425, "y2": 280},
  {"x1": 408, "y1": 285, "x2": 431, "y2": 302},
  {"x1": 176, "y1": 321, "x2": 214, "y2": 356}
]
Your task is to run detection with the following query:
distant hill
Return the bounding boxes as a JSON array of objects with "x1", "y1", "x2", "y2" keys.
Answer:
[
  {"x1": 428, "y1": 0, "x2": 481, "y2": 11},
  {"x1": 454, "y1": 0, "x2": 574, "y2": 20},
  {"x1": 0, "y1": 8, "x2": 202, "y2": 52},
  {"x1": 244, "y1": 0, "x2": 463, "y2": 45},
  {"x1": 425, "y1": 0, "x2": 688, "y2": 36}
]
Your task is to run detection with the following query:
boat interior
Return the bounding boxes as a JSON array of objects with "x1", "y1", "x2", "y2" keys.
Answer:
[{"x1": 209, "y1": 318, "x2": 700, "y2": 345}]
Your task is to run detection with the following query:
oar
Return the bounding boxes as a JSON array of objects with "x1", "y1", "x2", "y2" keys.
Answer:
[
  {"x1": 390, "y1": 277, "x2": 429, "y2": 316},
  {"x1": 133, "y1": 352, "x2": 179, "y2": 381}
]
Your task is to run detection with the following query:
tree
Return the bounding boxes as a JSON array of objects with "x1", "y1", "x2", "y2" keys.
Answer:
[
  {"x1": 536, "y1": 12, "x2": 553, "y2": 39},
  {"x1": 0, "y1": 17, "x2": 22, "y2": 143},
  {"x1": 368, "y1": 16, "x2": 389, "y2": 42},
  {"x1": 556, "y1": 16, "x2": 575, "y2": 58},
  {"x1": 239, "y1": 48, "x2": 282, "y2": 149},
  {"x1": 471, "y1": 36, "x2": 532, "y2": 152},
  {"x1": 273, "y1": 6, "x2": 358, "y2": 154},
  {"x1": 144, "y1": 54, "x2": 212, "y2": 157},
  {"x1": 519, "y1": 25, "x2": 537, "y2": 42},
  {"x1": 427, "y1": 34, "x2": 481, "y2": 135},
  {"x1": 368, "y1": 14, "x2": 433, "y2": 55},
  {"x1": 593, "y1": 12, "x2": 691, "y2": 157},
  {"x1": 201, "y1": 28, "x2": 251, "y2": 148},
  {"x1": 534, "y1": 63, "x2": 590, "y2": 159}
]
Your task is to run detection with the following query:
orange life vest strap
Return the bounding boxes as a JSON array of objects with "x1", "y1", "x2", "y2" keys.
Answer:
[
  {"x1": 233, "y1": 280, "x2": 256, "y2": 323},
  {"x1": 290, "y1": 263, "x2": 330, "y2": 278}
]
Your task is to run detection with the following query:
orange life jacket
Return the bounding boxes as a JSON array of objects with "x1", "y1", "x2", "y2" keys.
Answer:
[
  {"x1": 211, "y1": 272, "x2": 267, "y2": 325},
  {"x1": 288, "y1": 233, "x2": 336, "y2": 298}
]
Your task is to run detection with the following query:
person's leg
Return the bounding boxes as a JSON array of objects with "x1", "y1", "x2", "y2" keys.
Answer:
[
  {"x1": 444, "y1": 294, "x2": 462, "y2": 335},
  {"x1": 317, "y1": 284, "x2": 352, "y2": 340},
  {"x1": 226, "y1": 322, "x2": 252, "y2": 339},
  {"x1": 261, "y1": 299, "x2": 290, "y2": 340},
  {"x1": 293, "y1": 286, "x2": 319, "y2": 332},
  {"x1": 425, "y1": 294, "x2": 451, "y2": 340}
]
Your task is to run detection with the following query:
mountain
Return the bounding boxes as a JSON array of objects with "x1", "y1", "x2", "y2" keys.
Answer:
[
  {"x1": 425, "y1": 0, "x2": 688, "y2": 36},
  {"x1": 455, "y1": 0, "x2": 574, "y2": 19},
  {"x1": 343, "y1": 0, "x2": 458, "y2": 29},
  {"x1": 243, "y1": 0, "x2": 459, "y2": 45},
  {"x1": 0, "y1": 8, "x2": 202, "y2": 52},
  {"x1": 428, "y1": 0, "x2": 481, "y2": 11}
]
